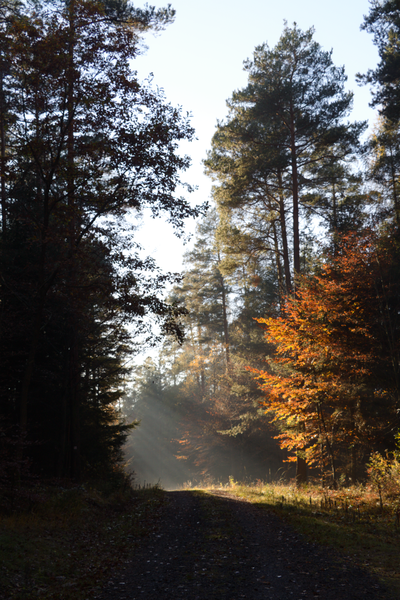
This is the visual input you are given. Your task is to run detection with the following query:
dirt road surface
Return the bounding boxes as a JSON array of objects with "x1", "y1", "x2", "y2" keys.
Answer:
[{"x1": 98, "y1": 490, "x2": 388, "y2": 600}]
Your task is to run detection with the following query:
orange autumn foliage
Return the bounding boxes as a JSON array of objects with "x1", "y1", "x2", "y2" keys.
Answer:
[{"x1": 248, "y1": 231, "x2": 400, "y2": 473}]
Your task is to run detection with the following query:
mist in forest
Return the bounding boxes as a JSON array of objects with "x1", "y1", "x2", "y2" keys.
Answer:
[
  {"x1": 123, "y1": 386, "x2": 290, "y2": 490},
  {"x1": 124, "y1": 395, "x2": 192, "y2": 490}
]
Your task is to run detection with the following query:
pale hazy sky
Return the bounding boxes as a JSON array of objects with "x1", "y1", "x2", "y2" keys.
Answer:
[{"x1": 133, "y1": 0, "x2": 379, "y2": 272}]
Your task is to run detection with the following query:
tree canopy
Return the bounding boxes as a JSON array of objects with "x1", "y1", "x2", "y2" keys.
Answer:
[
  {"x1": 0, "y1": 0, "x2": 203, "y2": 483},
  {"x1": 3, "y1": 3, "x2": 400, "y2": 489},
  {"x1": 129, "y1": 14, "x2": 400, "y2": 487},
  {"x1": 359, "y1": 0, "x2": 400, "y2": 122}
]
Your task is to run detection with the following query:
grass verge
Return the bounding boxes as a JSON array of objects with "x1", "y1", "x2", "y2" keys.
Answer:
[
  {"x1": 0, "y1": 482, "x2": 165, "y2": 599},
  {"x1": 193, "y1": 480, "x2": 400, "y2": 599}
]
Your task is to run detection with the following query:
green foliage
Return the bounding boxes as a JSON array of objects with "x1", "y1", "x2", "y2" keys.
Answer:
[
  {"x1": 359, "y1": 0, "x2": 400, "y2": 122},
  {"x1": 367, "y1": 432, "x2": 400, "y2": 506},
  {"x1": 368, "y1": 117, "x2": 400, "y2": 226},
  {"x1": 0, "y1": 0, "x2": 201, "y2": 482},
  {"x1": 128, "y1": 10, "x2": 400, "y2": 491},
  {"x1": 205, "y1": 22, "x2": 366, "y2": 287}
]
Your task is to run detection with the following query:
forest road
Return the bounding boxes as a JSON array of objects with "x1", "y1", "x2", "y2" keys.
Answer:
[{"x1": 98, "y1": 490, "x2": 388, "y2": 600}]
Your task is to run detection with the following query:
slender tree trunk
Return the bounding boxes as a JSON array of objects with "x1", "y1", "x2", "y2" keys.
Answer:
[
  {"x1": 317, "y1": 403, "x2": 337, "y2": 486},
  {"x1": 217, "y1": 254, "x2": 230, "y2": 368},
  {"x1": 320, "y1": 443, "x2": 326, "y2": 488},
  {"x1": 272, "y1": 219, "x2": 285, "y2": 304},
  {"x1": 331, "y1": 180, "x2": 339, "y2": 252},
  {"x1": 290, "y1": 104, "x2": 300, "y2": 279},
  {"x1": 351, "y1": 444, "x2": 357, "y2": 483},
  {"x1": 290, "y1": 104, "x2": 307, "y2": 484},
  {"x1": 277, "y1": 169, "x2": 292, "y2": 294}
]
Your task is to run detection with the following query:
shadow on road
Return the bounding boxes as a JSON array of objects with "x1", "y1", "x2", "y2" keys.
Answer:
[{"x1": 99, "y1": 490, "x2": 388, "y2": 600}]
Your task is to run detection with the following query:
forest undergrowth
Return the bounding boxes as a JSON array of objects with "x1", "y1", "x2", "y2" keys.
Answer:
[
  {"x1": 2, "y1": 476, "x2": 400, "y2": 599},
  {"x1": 189, "y1": 478, "x2": 400, "y2": 599},
  {"x1": 0, "y1": 480, "x2": 165, "y2": 600}
]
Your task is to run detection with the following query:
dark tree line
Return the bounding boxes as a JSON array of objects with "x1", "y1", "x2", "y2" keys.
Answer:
[{"x1": 0, "y1": 0, "x2": 202, "y2": 484}]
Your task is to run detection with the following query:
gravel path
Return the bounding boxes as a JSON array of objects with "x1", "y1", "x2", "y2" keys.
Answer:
[{"x1": 98, "y1": 490, "x2": 388, "y2": 600}]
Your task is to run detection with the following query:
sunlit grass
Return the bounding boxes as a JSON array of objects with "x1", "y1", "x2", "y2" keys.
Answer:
[{"x1": 185, "y1": 478, "x2": 400, "y2": 599}]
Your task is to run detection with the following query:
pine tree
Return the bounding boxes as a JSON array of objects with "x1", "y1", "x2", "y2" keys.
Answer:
[
  {"x1": 368, "y1": 117, "x2": 400, "y2": 226},
  {"x1": 205, "y1": 23, "x2": 365, "y2": 289},
  {"x1": 359, "y1": 0, "x2": 400, "y2": 122}
]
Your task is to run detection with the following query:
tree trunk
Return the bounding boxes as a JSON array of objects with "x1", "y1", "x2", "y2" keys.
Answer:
[
  {"x1": 290, "y1": 104, "x2": 307, "y2": 484},
  {"x1": 218, "y1": 255, "x2": 230, "y2": 369},
  {"x1": 289, "y1": 103, "x2": 300, "y2": 279},
  {"x1": 351, "y1": 445, "x2": 357, "y2": 483},
  {"x1": 296, "y1": 456, "x2": 307, "y2": 486},
  {"x1": 277, "y1": 169, "x2": 292, "y2": 294},
  {"x1": 272, "y1": 219, "x2": 285, "y2": 304},
  {"x1": 331, "y1": 180, "x2": 338, "y2": 252}
]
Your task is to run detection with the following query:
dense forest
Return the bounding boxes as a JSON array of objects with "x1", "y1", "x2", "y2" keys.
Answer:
[
  {"x1": 0, "y1": 0, "x2": 205, "y2": 485},
  {"x1": 126, "y1": 2, "x2": 400, "y2": 488},
  {"x1": 2, "y1": 0, "x2": 400, "y2": 490}
]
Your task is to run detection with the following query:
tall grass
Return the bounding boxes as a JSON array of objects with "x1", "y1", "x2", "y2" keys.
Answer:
[{"x1": 189, "y1": 477, "x2": 400, "y2": 599}]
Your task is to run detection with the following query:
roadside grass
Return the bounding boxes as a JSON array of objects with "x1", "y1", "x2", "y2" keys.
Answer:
[
  {"x1": 0, "y1": 481, "x2": 164, "y2": 599},
  {"x1": 190, "y1": 479, "x2": 400, "y2": 599}
]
